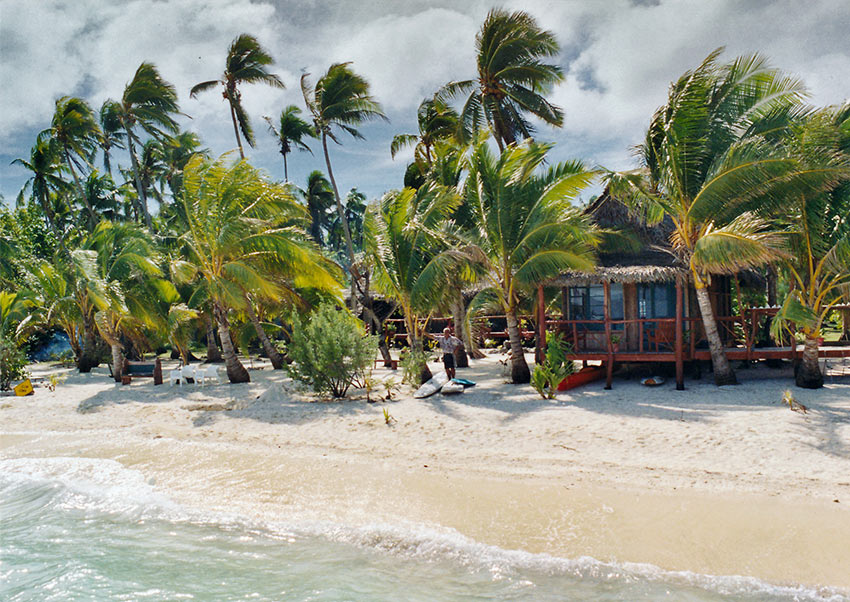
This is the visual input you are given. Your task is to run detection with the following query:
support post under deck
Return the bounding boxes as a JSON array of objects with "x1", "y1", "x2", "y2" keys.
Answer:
[{"x1": 675, "y1": 275, "x2": 684, "y2": 390}]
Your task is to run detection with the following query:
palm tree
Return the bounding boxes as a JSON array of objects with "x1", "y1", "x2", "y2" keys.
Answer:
[
  {"x1": 106, "y1": 62, "x2": 181, "y2": 230},
  {"x1": 82, "y1": 222, "x2": 171, "y2": 381},
  {"x1": 771, "y1": 103, "x2": 850, "y2": 388},
  {"x1": 461, "y1": 139, "x2": 599, "y2": 383},
  {"x1": 159, "y1": 131, "x2": 205, "y2": 199},
  {"x1": 99, "y1": 100, "x2": 126, "y2": 176},
  {"x1": 12, "y1": 140, "x2": 72, "y2": 250},
  {"x1": 190, "y1": 33, "x2": 284, "y2": 159},
  {"x1": 301, "y1": 170, "x2": 335, "y2": 245},
  {"x1": 264, "y1": 105, "x2": 315, "y2": 181},
  {"x1": 365, "y1": 183, "x2": 461, "y2": 381},
  {"x1": 391, "y1": 97, "x2": 459, "y2": 170},
  {"x1": 177, "y1": 153, "x2": 341, "y2": 382},
  {"x1": 301, "y1": 62, "x2": 387, "y2": 305},
  {"x1": 439, "y1": 8, "x2": 564, "y2": 151},
  {"x1": 40, "y1": 96, "x2": 101, "y2": 223},
  {"x1": 610, "y1": 49, "x2": 808, "y2": 386}
]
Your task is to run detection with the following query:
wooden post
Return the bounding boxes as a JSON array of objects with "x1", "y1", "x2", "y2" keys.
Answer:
[
  {"x1": 675, "y1": 275, "x2": 684, "y2": 390},
  {"x1": 535, "y1": 285, "x2": 546, "y2": 364},
  {"x1": 561, "y1": 287, "x2": 569, "y2": 320},
  {"x1": 604, "y1": 281, "x2": 613, "y2": 389}
]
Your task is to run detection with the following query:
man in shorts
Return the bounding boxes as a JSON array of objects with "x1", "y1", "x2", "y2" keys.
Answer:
[{"x1": 428, "y1": 327, "x2": 462, "y2": 380}]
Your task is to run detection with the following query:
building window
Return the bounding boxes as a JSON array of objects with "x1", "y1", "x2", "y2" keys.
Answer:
[
  {"x1": 568, "y1": 284, "x2": 624, "y2": 328},
  {"x1": 637, "y1": 282, "x2": 675, "y2": 318}
]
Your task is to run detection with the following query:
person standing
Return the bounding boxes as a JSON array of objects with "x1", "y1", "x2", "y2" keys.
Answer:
[{"x1": 428, "y1": 327, "x2": 462, "y2": 380}]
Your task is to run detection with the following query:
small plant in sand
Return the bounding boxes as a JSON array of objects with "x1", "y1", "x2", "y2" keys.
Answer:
[
  {"x1": 531, "y1": 332, "x2": 575, "y2": 399},
  {"x1": 782, "y1": 389, "x2": 808, "y2": 414},
  {"x1": 383, "y1": 377, "x2": 400, "y2": 401},
  {"x1": 0, "y1": 336, "x2": 28, "y2": 391},
  {"x1": 286, "y1": 303, "x2": 378, "y2": 398},
  {"x1": 46, "y1": 373, "x2": 67, "y2": 392},
  {"x1": 363, "y1": 375, "x2": 376, "y2": 403},
  {"x1": 400, "y1": 347, "x2": 429, "y2": 386},
  {"x1": 382, "y1": 407, "x2": 395, "y2": 425}
]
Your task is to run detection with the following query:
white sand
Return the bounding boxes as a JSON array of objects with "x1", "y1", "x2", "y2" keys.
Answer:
[{"x1": 2, "y1": 354, "x2": 849, "y2": 589}]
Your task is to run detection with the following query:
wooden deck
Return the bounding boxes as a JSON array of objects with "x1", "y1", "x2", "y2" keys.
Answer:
[{"x1": 569, "y1": 345, "x2": 850, "y2": 362}]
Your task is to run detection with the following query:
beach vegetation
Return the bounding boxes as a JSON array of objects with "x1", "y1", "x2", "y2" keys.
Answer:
[
  {"x1": 286, "y1": 302, "x2": 377, "y2": 398},
  {"x1": 531, "y1": 332, "x2": 575, "y2": 399},
  {"x1": 191, "y1": 34, "x2": 285, "y2": 160},
  {"x1": 0, "y1": 335, "x2": 29, "y2": 391}
]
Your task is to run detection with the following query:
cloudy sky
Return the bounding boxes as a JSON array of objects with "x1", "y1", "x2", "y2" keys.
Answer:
[{"x1": 1, "y1": 0, "x2": 848, "y2": 207}]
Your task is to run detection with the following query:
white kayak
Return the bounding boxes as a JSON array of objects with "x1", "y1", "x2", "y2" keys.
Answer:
[
  {"x1": 413, "y1": 372, "x2": 449, "y2": 398},
  {"x1": 440, "y1": 380, "x2": 464, "y2": 395}
]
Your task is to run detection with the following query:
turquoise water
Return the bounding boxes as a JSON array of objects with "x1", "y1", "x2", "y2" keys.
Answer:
[{"x1": 0, "y1": 458, "x2": 844, "y2": 601}]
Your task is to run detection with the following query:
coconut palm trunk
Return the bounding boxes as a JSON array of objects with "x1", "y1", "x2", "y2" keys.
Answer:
[
  {"x1": 505, "y1": 307, "x2": 530, "y2": 383},
  {"x1": 244, "y1": 296, "x2": 283, "y2": 369},
  {"x1": 205, "y1": 315, "x2": 223, "y2": 362},
  {"x1": 694, "y1": 282, "x2": 738, "y2": 386},
  {"x1": 77, "y1": 314, "x2": 100, "y2": 372},
  {"x1": 450, "y1": 295, "x2": 469, "y2": 367},
  {"x1": 63, "y1": 150, "x2": 98, "y2": 223},
  {"x1": 321, "y1": 132, "x2": 360, "y2": 310},
  {"x1": 110, "y1": 342, "x2": 124, "y2": 382},
  {"x1": 796, "y1": 334, "x2": 823, "y2": 389},
  {"x1": 405, "y1": 314, "x2": 432, "y2": 384},
  {"x1": 124, "y1": 130, "x2": 153, "y2": 230},
  {"x1": 227, "y1": 96, "x2": 246, "y2": 159},
  {"x1": 214, "y1": 303, "x2": 250, "y2": 383}
]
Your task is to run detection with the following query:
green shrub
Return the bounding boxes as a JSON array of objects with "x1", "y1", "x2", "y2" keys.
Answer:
[
  {"x1": 0, "y1": 336, "x2": 29, "y2": 391},
  {"x1": 286, "y1": 303, "x2": 377, "y2": 398},
  {"x1": 531, "y1": 332, "x2": 575, "y2": 399}
]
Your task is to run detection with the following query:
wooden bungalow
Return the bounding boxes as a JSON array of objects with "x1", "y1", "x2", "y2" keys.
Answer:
[{"x1": 533, "y1": 190, "x2": 850, "y2": 390}]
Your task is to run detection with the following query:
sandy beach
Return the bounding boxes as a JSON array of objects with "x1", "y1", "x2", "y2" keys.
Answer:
[{"x1": 2, "y1": 354, "x2": 849, "y2": 592}]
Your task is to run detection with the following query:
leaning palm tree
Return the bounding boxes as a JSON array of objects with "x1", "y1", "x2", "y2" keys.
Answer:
[
  {"x1": 176, "y1": 153, "x2": 342, "y2": 382},
  {"x1": 12, "y1": 139, "x2": 72, "y2": 250},
  {"x1": 462, "y1": 139, "x2": 599, "y2": 383},
  {"x1": 439, "y1": 8, "x2": 564, "y2": 150},
  {"x1": 263, "y1": 105, "x2": 315, "y2": 181},
  {"x1": 82, "y1": 221, "x2": 171, "y2": 381},
  {"x1": 106, "y1": 62, "x2": 181, "y2": 229},
  {"x1": 301, "y1": 62, "x2": 387, "y2": 303},
  {"x1": 391, "y1": 97, "x2": 459, "y2": 170},
  {"x1": 190, "y1": 33, "x2": 284, "y2": 159},
  {"x1": 365, "y1": 183, "x2": 461, "y2": 380},
  {"x1": 610, "y1": 49, "x2": 809, "y2": 386},
  {"x1": 40, "y1": 96, "x2": 101, "y2": 223},
  {"x1": 770, "y1": 103, "x2": 850, "y2": 388}
]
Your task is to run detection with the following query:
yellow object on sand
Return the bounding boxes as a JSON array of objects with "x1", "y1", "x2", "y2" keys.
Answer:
[{"x1": 14, "y1": 379, "x2": 34, "y2": 396}]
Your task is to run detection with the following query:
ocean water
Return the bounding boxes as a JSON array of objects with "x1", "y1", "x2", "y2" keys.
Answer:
[{"x1": 0, "y1": 457, "x2": 844, "y2": 602}]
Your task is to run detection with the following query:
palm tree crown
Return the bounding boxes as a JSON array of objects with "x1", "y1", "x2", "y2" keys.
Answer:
[
  {"x1": 107, "y1": 62, "x2": 181, "y2": 229},
  {"x1": 263, "y1": 104, "x2": 315, "y2": 181},
  {"x1": 440, "y1": 8, "x2": 564, "y2": 150},
  {"x1": 191, "y1": 33, "x2": 284, "y2": 158},
  {"x1": 391, "y1": 97, "x2": 459, "y2": 170}
]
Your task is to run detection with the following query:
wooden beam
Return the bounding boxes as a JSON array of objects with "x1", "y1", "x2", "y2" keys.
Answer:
[
  {"x1": 603, "y1": 281, "x2": 613, "y2": 389},
  {"x1": 675, "y1": 275, "x2": 684, "y2": 390}
]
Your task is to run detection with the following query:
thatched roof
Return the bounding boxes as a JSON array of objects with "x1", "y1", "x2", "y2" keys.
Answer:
[{"x1": 549, "y1": 188, "x2": 687, "y2": 286}]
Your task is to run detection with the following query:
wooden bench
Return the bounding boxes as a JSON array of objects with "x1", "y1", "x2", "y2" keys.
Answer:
[{"x1": 121, "y1": 358, "x2": 163, "y2": 385}]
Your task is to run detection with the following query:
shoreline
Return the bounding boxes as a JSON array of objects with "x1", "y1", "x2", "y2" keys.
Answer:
[{"x1": 2, "y1": 356, "x2": 849, "y2": 591}]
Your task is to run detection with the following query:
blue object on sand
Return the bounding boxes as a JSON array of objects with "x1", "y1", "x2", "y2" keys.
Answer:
[{"x1": 451, "y1": 378, "x2": 476, "y2": 387}]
